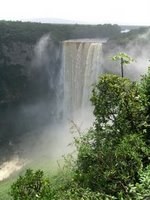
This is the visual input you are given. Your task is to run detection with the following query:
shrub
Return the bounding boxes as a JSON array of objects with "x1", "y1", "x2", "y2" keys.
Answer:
[
  {"x1": 10, "y1": 169, "x2": 52, "y2": 200},
  {"x1": 74, "y1": 74, "x2": 150, "y2": 198},
  {"x1": 129, "y1": 165, "x2": 150, "y2": 199}
]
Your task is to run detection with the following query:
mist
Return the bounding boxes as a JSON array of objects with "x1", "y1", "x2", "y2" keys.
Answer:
[
  {"x1": 0, "y1": 34, "x2": 64, "y2": 180},
  {"x1": 17, "y1": 35, "x2": 65, "y2": 159},
  {"x1": 103, "y1": 29, "x2": 150, "y2": 80}
]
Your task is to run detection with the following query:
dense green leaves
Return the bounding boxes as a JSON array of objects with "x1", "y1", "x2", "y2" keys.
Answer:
[
  {"x1": 91, "y1": 74, "x2": 145, "y2": 135},
  {"x1": 140, "y1": 67, "x2": 150, "y2": 143},
  {"x1": 129, "y1": 165, "x2": 150, "y2": 199},
  {"x1": 0, "y1": 21, "x2": 121, "y2": 44},
  {"x1": 75, "y1": 73, "x2": 150, "y2": 198},
  {"x1": 112, "y1": 53, "x2": 134, "y2": 77},
  {"x1": 10, "y1": 169, "x2": 52, "y2": 200},
  {"x1": 112, "y1": 52, "x2": 134, "y2": 65}
]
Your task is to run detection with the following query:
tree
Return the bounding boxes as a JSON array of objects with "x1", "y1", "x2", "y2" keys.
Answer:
[
  {"x1": 10, "y1": 169, "x2": 52, "y2": 200},
  {"x1": 91, "y1": 74, "x2": 144, "y2": 135},
  {"x1": 129, "y1": 165, "x2": 150, "y2": 199},
  {"x1": 140, "y1": 67, "x2": 150, "y2": 143},
  {"x1": 112, "y1": 52, "x2": 134, "y2": 77},
  {"x1": 74, "y1": 74, "x2": 149, "y2": 198}
]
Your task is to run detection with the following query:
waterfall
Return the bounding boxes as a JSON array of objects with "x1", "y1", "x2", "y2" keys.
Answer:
[{"x1": 62, "y1": 40, "x2": 103, "y2": 123}]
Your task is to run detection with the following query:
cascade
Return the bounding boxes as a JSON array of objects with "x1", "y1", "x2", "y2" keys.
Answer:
[{"x1": 62, "y1": 40, "x2": 103, "y2": 123}]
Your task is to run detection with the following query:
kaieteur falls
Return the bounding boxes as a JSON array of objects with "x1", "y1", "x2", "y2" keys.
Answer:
[{"x1": 62, "y1": 39, "x2": 103, "y2": 125}]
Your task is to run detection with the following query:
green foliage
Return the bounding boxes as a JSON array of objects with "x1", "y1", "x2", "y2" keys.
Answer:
[
  {"x1": 140, "y1": 67, "x2": 150, "y2": 142},
  {"x1": 9, "y1": 164, "x2": 116, "y2": 200},
  {"x1": 74, "y1": 74, "x2": 149, "y2": 198},
  {"x1": 129, "y1": 165, "x2": 150, "y2": 199},
  {"x1": 112, "y1": 52, "x2": 134, "y2": 65},
  {"x1": 91, "y1": 74, "x2": 145, "y2": 135},
  {"x1": 74, "y1": 130, "x2": 149, "y2": 197},
  {"x1": 55, "y1": 185, "x2": 116, "y2": 200},
  {"x1": 112, "y1": 52, "x2": 134, "y2": 77},
  {"x1": 0, "y1": 64, "x2": 28, "y2": 102},
  {"x1": 10, "y1": 169, "x2": 52, "y2": 200},
  {"x1": 0, "y1": 21, "x2": 121, "y2": 44}
]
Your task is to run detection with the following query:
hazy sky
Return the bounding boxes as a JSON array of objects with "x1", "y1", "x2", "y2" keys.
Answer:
[{"x1": 0, "y1": 0, "x2": 149, "y2": 25}]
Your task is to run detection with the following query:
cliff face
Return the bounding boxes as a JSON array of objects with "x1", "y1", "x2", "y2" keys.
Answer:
[
  {"x1": 0, "y1": 35, "x2": 61, "y2": 160},
  {"x1": 1, "y1": 42, "x2": 34, "y2": 66},
  {"x1": 0, "y1": 41, "x2": 33, "y2": 102},
  {"x1": 0, "y1": 37, "x2": 61, "y2": 102}
]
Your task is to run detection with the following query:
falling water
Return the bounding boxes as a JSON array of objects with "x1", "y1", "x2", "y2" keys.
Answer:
[{"x1": 62, "y1": 40, "x2": 103, "y2": 124}]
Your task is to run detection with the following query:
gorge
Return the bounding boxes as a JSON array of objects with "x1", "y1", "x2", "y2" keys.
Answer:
[{"x1": 0, "y1": 21, "x2": 149, "y2": 171}]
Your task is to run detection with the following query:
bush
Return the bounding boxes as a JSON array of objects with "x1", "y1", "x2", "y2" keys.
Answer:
[
  {"x1": 129, "y1": 165, "x2": 150, "y2": 199},
  {"x1": 74, "y1": 74, "x2": 150, "y2": 198},
  {"x1": 10, "y1": 169, "x2": 52, "y2": 200}
]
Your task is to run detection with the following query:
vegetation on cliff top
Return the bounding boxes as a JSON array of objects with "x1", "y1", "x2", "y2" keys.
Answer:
[{"x1": 0, "y1": 21, "x2": 121, "y2": 43}]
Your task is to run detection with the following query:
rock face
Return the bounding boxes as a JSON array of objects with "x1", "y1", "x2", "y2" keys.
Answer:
[
  {"x1": 1, "y1": 42, "x2": 34, "y2": 66},
  {"x1": 0, "y1": 35, "x2": 61, "y2": 160}
]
